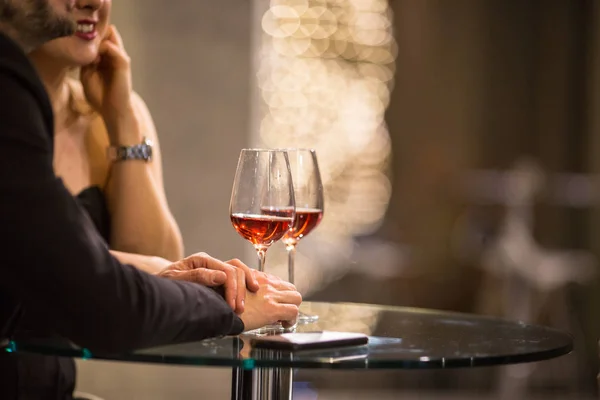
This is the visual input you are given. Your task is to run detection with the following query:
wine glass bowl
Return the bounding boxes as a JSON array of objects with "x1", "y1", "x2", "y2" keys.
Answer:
[
  {"x1": 282, "y1": 208, "x2": 323, "y2": 246},
  {"x1": 229, "y1": 149, "x2": 296, "y2": 333},
  {"x1": 229, "y1": 149, "x2": 295, "y2": 270},
  {"x1": 230, "y1": 213, "x2": 292, "y2": 251}
]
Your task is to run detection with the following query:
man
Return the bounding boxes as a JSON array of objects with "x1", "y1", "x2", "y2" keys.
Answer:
[{"x1": 0, "y1": 0, "x2": 301, "y2": 398}]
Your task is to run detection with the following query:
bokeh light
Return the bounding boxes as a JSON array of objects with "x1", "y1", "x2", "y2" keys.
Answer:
[{"x1": 256, "y1": 0, "x2": 396, "y2": 293}]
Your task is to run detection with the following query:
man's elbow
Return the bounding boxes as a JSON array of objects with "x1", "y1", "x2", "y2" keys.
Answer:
[{"x1": 68, "y1": 317, "x2": 151, "y2": 355}]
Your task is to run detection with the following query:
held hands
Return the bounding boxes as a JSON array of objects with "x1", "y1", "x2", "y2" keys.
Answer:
[
  {"x1": 239, "y1": 271, "x2": 302, "y2": 331},
  {"x1": 156, "y1": 252, "x2": 302, "y2": 330},
  {"x1": 80, "y1": 25, "x2": 135, "y2": 135},
  {"x1": 157, "y1": 253, "x2": 260, "y2": 314}
]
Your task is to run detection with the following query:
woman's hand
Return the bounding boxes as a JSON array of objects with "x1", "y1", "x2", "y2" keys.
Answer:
[
  {"x1": 238, "y1": 271, "x2": 301, "y2": 331},
  {"x1": 80, "y1": 24, "x2": 136, "y2": 141}
]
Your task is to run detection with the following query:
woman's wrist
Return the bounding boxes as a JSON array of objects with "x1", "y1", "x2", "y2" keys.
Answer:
[
  {"x1": 105, "y1": 104, "x2": 143, "y2": 146},
  {"x1": 111, "y1": 250, "x2": 172, "y2": 275},
  {"x1": 149, "y1": 256, "x2": 173, "y2": 274}
]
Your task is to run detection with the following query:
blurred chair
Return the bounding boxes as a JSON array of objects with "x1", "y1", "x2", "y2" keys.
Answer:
[
  {"x1": 479, "y1": 159, "x2": 595, "y2": 311},
  {"x1": 456, "y1": 157, "x2": 597, "y2": 398}
]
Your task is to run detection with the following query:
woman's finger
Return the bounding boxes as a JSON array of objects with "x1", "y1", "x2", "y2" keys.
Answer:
[
  {"x1": 275, "y1": 304, "x2": 300, "y2": 327},
  {"x1": 235, "y1": 264, "x2": 246, "y2": 314},
  {"x1": 263, "y1": 274, "x2": 296, "y2": 292},
  {"x1": 96, "y1": 41, "x2": 129, "y2": 68},
  {"x1": 110, "y1": 25, "x2": 126, "y2": 49},
  {"x1": 103, "y1": 25, "x2": 125, "y2": 49},
  {"x1": 272, "y1": 289, "x2": 303, "y2": 306},
  {"x1": 226, "y1": 258, "x2": 260, "y2": 292}
]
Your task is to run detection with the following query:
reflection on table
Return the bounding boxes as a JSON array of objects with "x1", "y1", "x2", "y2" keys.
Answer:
[{"x1": 4, "y1": 301, "x2": 572, "y2": 370}]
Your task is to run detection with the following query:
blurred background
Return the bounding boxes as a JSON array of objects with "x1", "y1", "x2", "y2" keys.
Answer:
[{"x1": 75, "y1": 0, "x2": 600, "y2": 398}]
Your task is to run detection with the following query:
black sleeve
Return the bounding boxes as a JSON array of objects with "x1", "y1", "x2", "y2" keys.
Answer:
[{"x1": 0, "y1": 60, "x2": 243, "y2": 354}]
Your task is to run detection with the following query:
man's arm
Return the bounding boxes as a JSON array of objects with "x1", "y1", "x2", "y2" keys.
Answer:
[{"x1": 0, "y1": 65, "x2": 243, "y2": 353}]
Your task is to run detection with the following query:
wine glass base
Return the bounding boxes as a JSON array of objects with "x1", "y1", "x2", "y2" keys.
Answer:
[
  {"x1": 297, "y1": 312, "x2": 319, "y2": 324},
  {"x1": 245, "y1": 323, "x2": 296, "y2": 336}
]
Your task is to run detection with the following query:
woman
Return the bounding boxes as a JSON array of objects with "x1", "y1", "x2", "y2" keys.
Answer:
[{"x1": 29, "y1": 0, "x2": 183, "y2": 272}]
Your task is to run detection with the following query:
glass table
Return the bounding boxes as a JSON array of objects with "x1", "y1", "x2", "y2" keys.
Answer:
[{"x1": 2, "y1": 302, "x2": 573, "y2": 400}]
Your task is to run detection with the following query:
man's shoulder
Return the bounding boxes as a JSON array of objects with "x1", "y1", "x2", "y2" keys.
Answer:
[
  {"x1": 0, "y1": 33, "x2": 54, "y2": 142},
  {"x1": 0, "y1": 33, "x2": 39, "y2": 85}
]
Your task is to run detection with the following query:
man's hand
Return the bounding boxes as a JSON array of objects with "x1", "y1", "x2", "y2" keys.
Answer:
[
  {"x1": 157, "y1": 253, "x2": 260, "y2": 313},
  {"x1": 240, "y1": 272, "x2": 302, "y2": 331}
]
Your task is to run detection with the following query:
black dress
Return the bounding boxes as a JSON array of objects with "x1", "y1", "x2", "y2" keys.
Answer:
[{"x1": 76, "y1": 186, "x2": 111, "y2": 243}]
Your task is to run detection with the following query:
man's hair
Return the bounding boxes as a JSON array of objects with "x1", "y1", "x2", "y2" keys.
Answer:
[
  {"x1": 0, "y1": 0, "x2": 75, "y2": 50},
  {"x1": 0, "y1": 1, "x2": 17, "y2": 21}
]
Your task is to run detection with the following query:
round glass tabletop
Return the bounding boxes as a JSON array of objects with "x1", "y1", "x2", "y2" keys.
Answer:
[{"x1": 4, "y1": 302, "x2": 572, "y2": 370}]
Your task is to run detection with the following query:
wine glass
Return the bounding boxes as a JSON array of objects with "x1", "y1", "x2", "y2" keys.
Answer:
[
  {"x1": 229, "y1": 149, "x2": 296, "y2": 332},
  {"x1": 282, "y1": 149, "x2": 324, "y2": 324}
]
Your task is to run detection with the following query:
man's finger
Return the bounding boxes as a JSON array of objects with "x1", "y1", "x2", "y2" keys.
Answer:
[
  {"x1": 185, "y1": 252, "x2": 216, "y2": 270},
  {"x1": 208, "y1": 270, "x2": 228, "y2": 286},
  {"x1": 167, "y1": 269, "x2": 227, "y2": 287},
  {"x1": 189, "y1": 269, "x2": 227, "y2": 286},
  {"x1": 184, "y1": 253, "x2": 252, "y2": 310}
]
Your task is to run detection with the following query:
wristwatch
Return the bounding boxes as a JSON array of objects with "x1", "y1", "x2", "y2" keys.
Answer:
[{"x1": 107, "y1": 137, "x2": 153, "y2": 162}]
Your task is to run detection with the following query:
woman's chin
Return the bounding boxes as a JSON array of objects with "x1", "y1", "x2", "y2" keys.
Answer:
[
  {"x1": 73, "y1": 56, "x2": 99, "y2": 68},
  {"x1": 67, "y1": 48, "x2": 99, "y2": 67}
]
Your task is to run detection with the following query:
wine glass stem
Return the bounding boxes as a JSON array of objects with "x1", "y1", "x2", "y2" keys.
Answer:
[
  {"x1": 256, "y1": 248, "x2": 267, "y2": 273},
  {"x1": 286, "y1": 244, "x2": 297, "y2": 285}
]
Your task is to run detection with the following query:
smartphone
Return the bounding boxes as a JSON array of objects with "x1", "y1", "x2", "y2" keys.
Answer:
[{"x1": 250, "y1": 331, "x2": 369, "y2": 351}]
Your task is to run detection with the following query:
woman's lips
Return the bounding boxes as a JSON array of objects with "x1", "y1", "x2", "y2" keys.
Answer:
[{"x1": 75, "y1": 21, "x2": 97, "y2": 41}]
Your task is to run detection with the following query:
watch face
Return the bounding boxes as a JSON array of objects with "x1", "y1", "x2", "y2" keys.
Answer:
[
  {"x1": 141, "y1": 138, "x2": 153, "y2": 161},
  {"x1": 140, "y1": 143, "x2": 153, "y2": 160},
  {"x1": 116, "y1": 140, "x2": 153, "y2": 162}
]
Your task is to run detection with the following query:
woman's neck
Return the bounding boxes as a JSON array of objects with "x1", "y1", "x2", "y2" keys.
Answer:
[{"x1": 29, "y1": 53, "x2": 73, "y2": 129}]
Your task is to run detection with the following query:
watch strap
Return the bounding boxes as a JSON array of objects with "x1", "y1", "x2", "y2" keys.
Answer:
[{"x1": 107, "y1": 137, "x2": 153, "y2": 162}]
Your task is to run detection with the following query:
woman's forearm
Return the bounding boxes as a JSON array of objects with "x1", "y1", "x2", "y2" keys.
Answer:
[
  {"x1": 110, "y1": 250, "x2": 172, "y2": 275},
  {"x1": 106, "y1": 160, "x2": 183, "y2": 261},
  {"x1": 104, "y1": 99, "x2": 184, "y2": 261}
]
